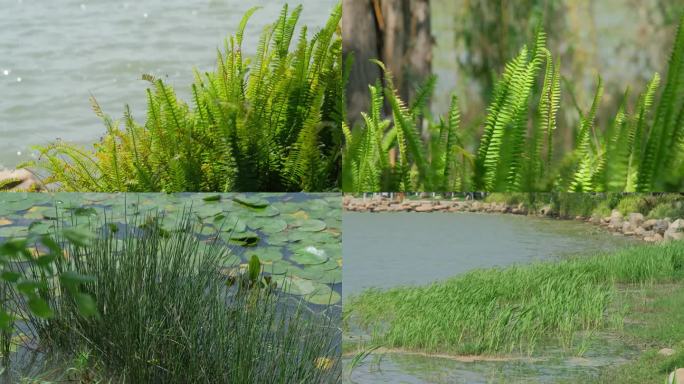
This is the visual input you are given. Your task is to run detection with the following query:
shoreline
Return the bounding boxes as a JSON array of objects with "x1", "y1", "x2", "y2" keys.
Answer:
[{"x1": 343, "y1": 195, "x2": 684, "y2": 243}]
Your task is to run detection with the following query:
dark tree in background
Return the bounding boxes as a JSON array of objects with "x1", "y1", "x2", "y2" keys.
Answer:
[{"x1": 343, "y1": 0, "x2": 433, "y2": 125}]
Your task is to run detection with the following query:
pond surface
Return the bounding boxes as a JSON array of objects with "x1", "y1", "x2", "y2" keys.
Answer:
[
  {"x1": 343, "y1": 211, "x2": 637, "y2": 383},
  {"x1": 0, "y1": 0, "x2": 336, "y2": 169},
  {"x1": 343, "y1": 212, "x2": 633, "y2": 300},
  {"x1": 0, "y1": 192, "x2": 342, "y2": 305}
]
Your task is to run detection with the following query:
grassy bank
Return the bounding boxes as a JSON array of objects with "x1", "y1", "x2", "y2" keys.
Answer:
[
  {"x1": 344, "y1": 241, "x2": 684, "y2": 357},
  {"x1": 589, "y1": 283, "x2": 684, "y2": 383},
  {"x1": 3, "y1": 211, "x2": 340, "y2": 383}
]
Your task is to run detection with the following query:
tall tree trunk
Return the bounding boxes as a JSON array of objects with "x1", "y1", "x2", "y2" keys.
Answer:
[{"x1": 343, "y1": 0, "x2": 433, "y2": 125}]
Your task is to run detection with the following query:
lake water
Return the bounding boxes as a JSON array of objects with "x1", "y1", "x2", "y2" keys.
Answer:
[
  {"x1": 343, "y1": 212, "x2": 633, "y2": 300},
  {"x1": 343, "y1": 212, "x2": 636, "y2": 383},
  {"x1": 0, "y1": 0, "x2": 337, "y2": 169}
]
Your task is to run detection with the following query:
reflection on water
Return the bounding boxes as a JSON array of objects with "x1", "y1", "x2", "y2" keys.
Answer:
[
  {"x1": 343, "y1": 212, "x2": 637, "y2": 383},
  {"x1": 0, "y1": 0, "x2": 336, "y2": 169}
]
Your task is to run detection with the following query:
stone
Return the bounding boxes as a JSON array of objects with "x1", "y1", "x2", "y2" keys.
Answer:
[
  {"x1": 540, "y1": 205, "x2": 554, "y2": 217},
  {"x1": 668, "y1": 368, "x2": 684, "y2": 384},
  {"x1": 642, "y1": 219, "x2": 658, "y2": 230},
  {"x1": 609, "y1": 210, "x2": 623, "y2": 229},
  {"x1": 646, "y1": 233, "x2": 664, "y2": 242},
  {"x1": 655, "y1": 219, "x2": 672, "y2": 235},
  {"x1": 0, "y1": 169, "x2": 41, "y2": 191},
  {"x1": 665, "y1": 219, "x2": 684, "y2": 241},
  {"x1": 634, "y1": 227, "x2": 645, "y2": 236},
  {"x1": 622, "y1": 221, "x2": 634, "y2": 233},
  {"x1": 659, "y1": 348, "x2": 676, "y2": 357},
  {"x1": 670, "y1": 218, "x2": 684, "y2": 232},
  {"x1": 414, "y1": 205, "x2": 433, "y2": 213},
  {"x1": 628, "y1": 212, "x2": 645, "y2": 228}
]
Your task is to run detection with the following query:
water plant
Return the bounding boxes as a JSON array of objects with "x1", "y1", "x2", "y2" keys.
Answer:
[
  {"x1": 343, "y1": 15, "x2": 684, "y2": 192},
  {"x1": 5, "y1": 209, "x2": 341, "y2": 383},
  {"x1": 23, "y1": 3, "x2": 344, "y2": 192},
  {"x1": 344, "y1": 241, "x2": 684, "y2": 356}
]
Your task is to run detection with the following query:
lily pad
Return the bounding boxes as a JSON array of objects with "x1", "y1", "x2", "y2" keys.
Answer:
[
  {"x1": 295, "y1": 219, "x2": 327, "y2": 232},
  {"x1": 221, "y1": 231, "x2": 259, "y2": 247},
  {"x1": 290, "y1": 245, "x2": 329, "y2": 265},
  {"x1": 232, "y1": 195, "x2": 269, "y2": 209},
  {"x1": 250, "y1": 246, "x2": 283, "y2": 262},
  {"x1": 248, "y1": 218, "x2": 287, "y2": 233},
  {"x1": 304, "y1": 285, "x2": 341, "y2": 305}
]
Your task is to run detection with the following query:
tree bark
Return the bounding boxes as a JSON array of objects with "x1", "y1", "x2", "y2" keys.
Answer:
[
  {"x1": 342, "y1": 0, "x2": 381, "y2": 125},
  {"x1": 343, "y1": 0, "x2": 432, "y2": 125}
]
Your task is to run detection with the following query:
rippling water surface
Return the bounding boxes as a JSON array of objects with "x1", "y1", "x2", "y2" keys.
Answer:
[{"x1": 0, "y1": 0, "x2": 336, "y2": 169}]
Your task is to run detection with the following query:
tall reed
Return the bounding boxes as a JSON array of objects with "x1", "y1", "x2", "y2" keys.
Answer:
[{"x1": 10, "y1": 210, "x2": 341, "y2": 383}]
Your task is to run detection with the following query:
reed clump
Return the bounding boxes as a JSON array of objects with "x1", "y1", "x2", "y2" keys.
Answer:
[{"x1": 8, "y1": 211, "x2": 341, "y2": 383}]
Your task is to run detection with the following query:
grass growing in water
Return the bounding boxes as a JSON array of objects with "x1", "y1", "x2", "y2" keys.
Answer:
[
  {"x1": 344, "y1": 241, "x2": 684, "y2": 356},
  {"x1": 9, "y1": 210, "x2": 341, "y2": 383}
]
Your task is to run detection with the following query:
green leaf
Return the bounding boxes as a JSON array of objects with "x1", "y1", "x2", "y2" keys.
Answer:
[
  {"x1": 28, "y1": 296, "x2": 54, "y2": 319},
  {"x1": 74, "y1": 293, "x2": 98, "y2": 317}
]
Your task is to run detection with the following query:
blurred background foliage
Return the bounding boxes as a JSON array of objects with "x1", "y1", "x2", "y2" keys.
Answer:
[{"x1": 432, "y1": 0, "x2": 684, "y2": 151}]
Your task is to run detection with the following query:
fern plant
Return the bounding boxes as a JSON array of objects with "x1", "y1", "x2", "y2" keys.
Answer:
[
  {"x1": 343, "y1": 15, "x2": 684, "y2": 193},
  {"x1": 23, "y1": 3, "x2": 343, "y2": 192}
]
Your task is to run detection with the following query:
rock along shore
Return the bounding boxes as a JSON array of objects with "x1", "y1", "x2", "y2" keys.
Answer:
[
  {"x1": 0, "y1": 168, "x2": 42, "y2": 192},
  {"x1": 343, "y1": 195, "x2": 684, "y2": 243}
]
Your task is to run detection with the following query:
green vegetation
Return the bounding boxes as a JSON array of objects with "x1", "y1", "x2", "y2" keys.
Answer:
[
  {"x1": 343, "y1": 16, "x2": 684, "y2": 192},
  {"x1": 0, "y1": 192, "x2": 342, "y2": 305},
  {"x1": 1, "y1": 209, "x2": 341, "y2": 383},
  {"x1": 344, "y1": 242, "x2": 684, "y2": 356},
  {"x1": 592, "y1": 285, "x2": 684, "y2": 383},
  {"x1": 481, "y1": 192, "x2": 683, "y2": 219},
  {"x1": 23, "y1": 4, "x2": 344, "y2": 192}
]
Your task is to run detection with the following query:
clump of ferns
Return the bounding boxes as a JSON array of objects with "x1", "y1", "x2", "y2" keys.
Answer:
[
  {"x1": 343, "y1": 16, "x2": 684, "y2": 192},
  {"x1": 23, "y1": 3, "x2": 344, "y2": 192}
]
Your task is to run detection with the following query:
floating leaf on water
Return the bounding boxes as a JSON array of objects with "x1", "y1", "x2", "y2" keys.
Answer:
[
  {"x1": 0, "y1": 218, "x2": 11, "y2": 226},
  {"x1": 290, "y1": 245, "x2": 328, "y2": 265},
  {"x1": 264, "y1": 234, "x2": 288, "y2": 246},
  {"x1": 194, "y1": 204, "x2": 224, "y2": 219},
  {"x1": 252, "y1": 246, "x2": 283, "y2": 262},
  {"x1": 197, "y1": 224, "x2": 218, "y2": 236},
  {"x1": 0, "y1": 226, "x2": 28, "y2": 238},
  {"x1": 304, "y1": 285, "x2": 341, "y2": 305},
  {"x1": 219, "y1": 254, "x2": 242, "y2": 269},
  {"x1": 274, "y1": 276, "x2": 317, "y2": 296},
  {"x1": 251, "y1": 205, "x2": 280, "y2": 217},
  {"x1": 265, "y1": 260, "x2": 297, "y2": 275},
  {"x1": 202, "y1": 194, "x2": 222, "y2": 202},
  {"x1": 232, "y1": 195, "x2": 269, "y2": 209},
  {"x1": 248, "y1": 217, "x2": 287, "y2": 233},
  {"x1": 295, "y1": 219, "x2": 326, "y2": 232},
  {"x1": 288, "y1": 210, "x2": 310, "y2": 221},
  {"x1": 217, "y1": 214, "x2": 247, "y2": 233},
  {"x1": 297, "y1": 265, "x2": 341, "y2": 284},
  {"x1": 221, "y1": 231, "x2": 259, "y2": 247}
]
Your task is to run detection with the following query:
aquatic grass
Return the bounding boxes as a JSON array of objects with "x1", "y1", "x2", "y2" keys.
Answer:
[
  {"x1": 345, "y1": 241, "x2": 684, "y2": 356},
  {"x1": 11, "y1": 210, "x2": 341, "y2": 383}
]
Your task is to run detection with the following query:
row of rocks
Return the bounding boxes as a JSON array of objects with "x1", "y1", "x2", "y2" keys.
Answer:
[
  {"x1": 343, "y1": 196, "x2": 684, "y2": 243},
  {"x1": 594, "y1": 210, "x2": 683, "y2": 242}
]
